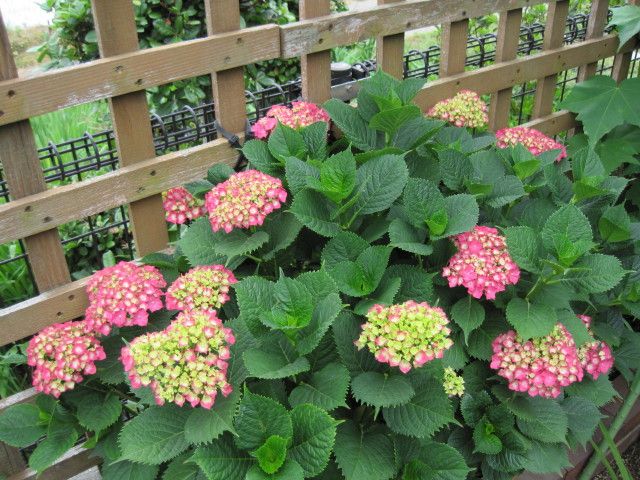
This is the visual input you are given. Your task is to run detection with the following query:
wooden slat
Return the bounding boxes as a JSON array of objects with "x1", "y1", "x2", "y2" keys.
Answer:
[
  {"x1": 489, "y1": 8, "x2": 523, "y2": 130},
  {"x1": 300, "y1": 0, "x2": 332, "y2": 103},
  {"x1": 440, "y1": 19, "x2": 469, "y2": 77},
  {"x1": 0, "y1": 11, "x2": 70, "y2": 292},
  {"x1": 206, "y1": 0, "x2": 247, "y2": 134},
  {"x1": 0, "y1": 388, "x2": 37, "y2": 413},
  {"x1": 532, "y1": 0, "x2": 569, "y2": 119},
  {"x1": 0, "y1": 25, "x2": 279, "y2": 127},
  {"x1": 8, "y1": 446, "x2": 99, "y2": 480},
  {"x1": 577, "y1": 0, "x2": 610, "y2": 82},
  {"x1": 0, "y1": 138, "x2": 238, "y2": 246},
  {"x1": 91, "y1": 0, "x2": 167, "y2": 256},
  {"x1": 521, "y1": 110, "x2": 576, "y2": 136},
  {"x1": 612, "y1": 0, "x2": 639, "y2": 82},
  {"x1": 376, "y1": 0, "x2": 405, "y2": 79},
  {"x1": 280, "y1": 0, "x2": 550, "y2": 58}
]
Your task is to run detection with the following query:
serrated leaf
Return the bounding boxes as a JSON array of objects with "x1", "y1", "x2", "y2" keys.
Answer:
[
  {"x1": 506, "y1": 298, "x2": 557, "y2": 339},
  {"x1": 562, "y1": 254, "x2": 626, "y2": 293},
  {"x1": 331, "y1": 246, "x2": 391, "y2": 297},
  {"x1": 473, "y1": 417, "x2": 502, "y2": 455},
  {"x1": 243, "y1": 140, "x2": 281, "y2": 176},
  {"x1": 285, "y1": 157, "x2": 320, "y2": 195},
  {"x1": 185, "y1": 390, "x2": 240, "y2": 444},
  {"x1": 119, "y1": 405, "x2": 190, "y2": 465},
  {"x1": 351, "y1": 372, "x2": 415, "y2": 408},
  {"x1": 370, "y1": 105, "x2": 422, "y2": 135},
  {"x1": 565, "y1": 375, "x2": 617, "y2": 406},
  {"x1": 257, "y1": 211, "x2": 303, "y2": 260},
  {"x1": 263, "y1": 277, "x2": 314, "y2": 330},
  {"x1": 403, "y1": 441, "x2": 471, "y2": 480},
  {"x1": 541, "y1": 205, "x2": 593, "y2": 265},
  {"x1": 324, "y1": 99, "x2": 378, "y2": 151},
  {"x1": 75, "y1": 393, "x2": 122, "y2": 432},
  {"x1": 333, "y1": 312, "x2": 383, "y2": 376},
  {"x1": 387, "y1": 265, "x2": 434, "y2": 304},
  {"x1": 562, "y1": 396, "x2": 602, "y2": 446},
  {"x1": 353, "y1": 154, "x2": 408, "y2": 215},
  {"x1": 234, "y1": 276, "x2": 275, "y2": 333},
  {"x1": 207, "y1": 163, "x2": 235, "y2": 185},
  {"x1": 521, "y1": 441, "x2": 571, "y2": 474},
  {"x1": 610, "y1": 5, "x2": 640, "y2": 48},
  {"x1": 290, "y1": 189, "x2": 341, "y2": 237},
  {"x1": 514, "y1": 399, "x2": 568, "y2": 444},
  {"x1": 485, "y1": 175, "x2": 525, "y2": 208},
  {"x1": 460, "y1": 391, "x2": 493, "y2": 427},
  {"x1": 95, "y1": 335, "x2": 127, "y2": 385},
  {"x1": 440, "y1": 194, "x2": 479, "y2": 238},
  {"x1": 296, "y1": 292, "x2": 343, "y2": 355},
  {"x1": 451, "y1": 297, "x2": 485, "y2": 342},
  {"x1": 467, "y1": 315, "x2": 509, "y2": 360},
  {"x1": 334, "y1": 421, "x2": 395, "y2": 480},
  {"x1": 178, "y1": 218, "x2": 226, "y2": 266},
  {"x1": 557, "y1": 309, "x2": 592, "y2": 347},
  {"x1": 0, "y1": 403, "x2": 46, "y2": 447},
  {"x1": 599, "y1": 203, "x2": 632, "y2": 243},
  {"x1": 301, "y1": 121, "x2": 329, "y2": 160},
  {"x1": 354, "y1": 275, "x2": 401, "y2": 316},
  {"x1": 29, "y1": 414, "x2": 79, "y2": 473},
  {"x1": 289, "y1": 404, "x2": 337, "y2": 477},
  {"x1": 321, "y1": 231, "x2": 369, "y2": 268},
  {"x1": 102, "y1": 461, "x2": 159, "y2": 480},
  {"x1": 384, "y1": 377, "x2": 455, "y2": 438},
  {"x1": 289, "y1": 362, "x2": 349, "y2": 410},
  {"x1": 214, "y1": 230, "x2": 270, "y2": 261},
  {"x1": 319, "y1": 149, "x2": 357, "y2": 203},
  {"x1": 388, "y1": 219, "x2": 432, "y2": 256},
  {"x1": 269, "y1": 123, "x2": 307, "y2": 161},
  {"x1": 252, "y1": 435, "x2": 288, "y2": 474},
  {"x1": 234, "y1": 391, "x2": 292, "y2": 450},
  {"x1": 246, "y1": 459, "x2": 304, "y2": 479},
  {"x1": 402, "y1": 177, "x2": 447, "y2": 232},
  {"x1": 163, "y1": 454, "x2": 206, "y2": 480},
  {"x1": 191, "y1": 434, "x2": 252, "y2": 480},
  {"x1": 504, "y1": 226, "x2": 543, "y2": 273},
  {"x1": 244, "y1": 335, "x2": 310, "y2": 380}
]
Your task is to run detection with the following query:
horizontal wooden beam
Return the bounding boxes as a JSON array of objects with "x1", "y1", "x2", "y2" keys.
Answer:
[
  {"x1": 521, "y1": 110, "x2": 577, "y2": 136},
  {"x1": 0, "y1": 138, "x2": 239, "y2": 245},
  {"x1": 8, "y1": 447, "x2": 99, "y2": 480},
  {"x1": 414, "y1": 34, "x2": 627, "y2": 109},
  {"x1": 0, "y1": 25, "x2": 279, "y2": 127},
  {"x1": 280, "y1": 0, "x2": 549, "y2": 58}
]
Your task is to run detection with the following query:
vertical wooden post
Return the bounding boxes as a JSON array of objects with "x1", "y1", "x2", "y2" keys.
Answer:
[
  {"x1": 377, "y1": 0, "x2": 405, "y2": 79},
  {"x1": 300, "y1": 0, "x2": 332, "y2": 104},
  {"x1": 440, "y1": 19, "x2": 469, "y2": 78},
  {"x1": 91, "y1": 0, "x2": 168, "y2": 256},
  {"x1": 577, "y1": 0, "x2": 610, "y2": 82},
  {"x1": 205, "y1": 0, "x2": 246, "y2": 135},
  {"x1": 0, "y1": 11, "x2": 70, "y2": 292},
  {"x1": 612, "y1": 0, "x2": 639, "y2": 82},
  {"x1": 532, "y1": 0, "x2": 570, "y2": 119},
  {"x1": 488, "y1": 9, "x2": 523, "y2": 130}
]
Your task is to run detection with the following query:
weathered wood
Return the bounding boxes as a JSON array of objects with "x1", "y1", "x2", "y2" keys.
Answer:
[
  {"x1": 532, "y1": 0, "x2": 570, "y2": 119},
  {"x1": 0, "y1": 10, "x2": 70, "y2": 292},
  {"x1": 7, "y1": 447, "x2": 100, "y2": 480},
  {"x1": 300, "y1": 0, "x2": 332, "y2": 103},
  {"x1": 440, "y1": 19, "x2": 469, "y2": 77},
  {"x1": 92, "y1": 0, "x2": 168, "y2": 256},
  {"x1": 0, "y1": 444, "x2": 26, "y2": 477},
  {"x1": 488, "y1": 8, "x2": 523, "y2": 130},
  {"x1": 376, "y1": 0, "x2": 405, "y2": 79},
  {"x1": 280, "y1": 0, "x2": 550, "y2": 58},
  {"x1": 0, "y1": 138, "x2": 238, "y2": 246},
  {"x1": 0, "y1": 388, "x2": 37, "y2": 413},
  {"x1": 521, "y1": 110, "x2": 576, "y2": 136},
  {"x1": 206, "y1": 0, "x2": 247, "y2": 134},
  {"x1": 612, "y1": 0, "x2": 640, "y2": 82},
  {"x1": 577, "y1": 0, "x2": 610, "y2": 82},
  {"x1": 0, "y1": 25, "x2": 279, "y2": 127}
]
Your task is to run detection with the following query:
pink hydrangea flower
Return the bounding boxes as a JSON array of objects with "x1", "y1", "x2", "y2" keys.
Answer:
[
  {"x1": 496, "y1": 126, "x2": 567, "y2": 162},
  {"x1": 204, "y1": 169, "x2": 287, "y2": 233},
  {"x1": 490, "y1": 324, "x2": 584, "y2": 399},
  {"x1": 162, "y1": 186, "x2": 206, "y2": 224},
  {"x1": 27, "y1": 321, "x2": 106, "y2": 397},
  {"x1": 576, "y1": 315, "x2": 614, "y2": 380},
  {"x1": 121, "y1": 309, "x2": 235, "y2": 409},
  {"x1": 355, "y1": 300, "x2": 454, "y2": 374},
  {"x1": 442, "y1": 226, "x2": 521, "y2": 300},
  {"x1": 166, "y1": 265, "x2": 237, "y2": 312},
  {"x1": 427, "y1": 90, "x2": 489, "y2": 128},
  {"x1": 84, "y1": 261, "x2": 166, "y2": 335},
  {"x1": 251, "y1": 101, "x2": 330, "y2": 139}
]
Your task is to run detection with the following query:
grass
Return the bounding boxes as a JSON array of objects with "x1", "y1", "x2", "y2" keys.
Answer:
[{"x1": 8, "y1": 25, "x2": 47, "y2": 71}]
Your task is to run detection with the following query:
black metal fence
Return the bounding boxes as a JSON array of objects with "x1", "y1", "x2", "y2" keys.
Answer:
[{"x1": 0, "y1": 10, "x2": 638, "y2": 306}]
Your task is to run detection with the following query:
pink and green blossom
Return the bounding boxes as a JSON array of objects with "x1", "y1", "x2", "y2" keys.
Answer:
[
  {"x1": 443, "y1": 367, "x2": 465, "y2": 397},
  {"x1": 496, "y1": 126, "x2": 567, "y2": 162},
  {"x1": 251, "y1": 101, "x2": 330, "y2": 139},
  {"x1": 166, "y1": 265, "x2": 237, "y2": 312},
  {"x1": 427, "y1": 90, "x2": 488, "y2": 128},
  {"x1": 162, "y1": 186, "x2": 206, "y2": 224}
]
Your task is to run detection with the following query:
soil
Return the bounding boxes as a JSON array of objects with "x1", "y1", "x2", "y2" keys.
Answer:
[{"x1": 593, "y1": 439, "x2": 640, "y2": 480}]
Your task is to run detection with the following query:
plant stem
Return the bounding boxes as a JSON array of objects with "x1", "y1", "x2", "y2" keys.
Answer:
[{"x1": 579, "y1": 371, "x2": 640, "y2": 480}]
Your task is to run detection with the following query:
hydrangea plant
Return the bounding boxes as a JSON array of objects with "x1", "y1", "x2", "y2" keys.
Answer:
[{"x1": 1, "y1": 72, "x2": 639, "y2": 480}]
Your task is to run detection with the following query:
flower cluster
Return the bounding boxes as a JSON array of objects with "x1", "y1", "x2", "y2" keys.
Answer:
[
  {"x1": 84, "y1": 262, "x2": 166, "y2": 335},
  {"x1": 27, "y1": 321, "x2": 106, "y2": 397},
  {"x1": 162, "y1": 186, "x2": 206, "y2": 225},
  {"x1": 495, "y1": 126, "x2": 567, "y2": 162},
  {"x1": 355, "y1": 301, "x2": 453, "y2": 374},
  {"x1": 442, "y1": 226, "x2": 521, "y2": 300},
  {"x1": 427, "y1": 90, "x2": 489, "y2": 128},
  {"x1": 251, "y1": 101, "x2": 330, "y2": 139},
  {"x1": 577, "y1": 315, "x2": 614, "y2": 380},
  {"x1": 205, "y1": 170, "x2": 287, "y2": 233},
  {"x1": 166, "y1": 265, "x2": 237, "y2": 312},
  {"x1": 121, "y1": 309, "x2": 235, "y2": 409},
  {"x1": 443, "y1": 367, "x2": 465, "y2": 397},
  {"x1": 490, "y1": 324, "x2": 584, "y2": 398}
]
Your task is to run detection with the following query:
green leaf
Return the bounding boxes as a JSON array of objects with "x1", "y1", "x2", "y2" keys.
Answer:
[
  {"x1": 560, "y1": 76, "x2": 640, "y2": 144},
  {"x1": 513, "y1": 399, "x2": 568, "y2": 444},
  {"x1": 541, "y1": 205, "x2": 593, "y2": 265},
  {"x1": 395, "y1": 78, "x2": 427, "y2": 104},
  {"x1": 370, "y1": 105, "x2": 422, "y2": 135},
  {"x1": 333, "y1": 311, "x2": 383, "y2": 376},
  {"x1": 439, "y1": 194, "x2": 479, "y2": 238},
  {"x1": 243, "y1": 139, "x2": 280, "y2": 176},
  {"x1": 252, "y1": 435, "x2": 288, "y2": 474},
  {"x1": 565, "y1": 375, "x2": 617, "y2": 407},
  {"x1": 460, "y1": 391, "x2": 493, "y2": 427},
  {"x1": 521, "y1": 441, "x2": 571, "y2": 474},
  {"x1": 354, "y1": 275, "x2": 401, "y2": 316},
  {"x1": 290, "y1": 189, "x2": 341, "y2": 237},
  {"x1": 301, "y1": 121, "x2": 329, "y2": 160},
  {"x1": 185, "y1": 390, "x2": 240, "y2": 444},
  {"x1": 473, "y1": 417, "x2": 503, "y2": 455},
  {"x1": 467, "y1": 315, "x2": 509, "y2": 360},
  {"x1": 246, "y1": 460, "x2": 304, "y2": 479},
  {"x1": 331, "y1": 246, "x2": 391, "y2": 297},
  {"x1": 258, "y1": 211, "x2": 303, "y2": 260},
  {"x1": 163, "y1": 454, "x2": 206, "y2": 480},
  {"x1": 562, "y1": 254, "x2": 626, "y2": 293},
  {"x1": 234, "y1": 391, "x2": 292, "y2": 450},
  {"x1": 119, "y1": 405, "x2": 190, "y2": 464},
  {"x1": 562, "y1": 396, "x2": 601, "y2": 446},
  {"x1": 334, "y1": 421, "x2": 395, "y2": 480},
  {"x1": 289, "y1": 404, "x2": 337, "y2": 477},
  {"x1": 296, "y1": 292, "x2": 343, "y2": 355},
  {"x1": 29, "y1": 414, "x2": 79, "y2": 473},
  {"x1": 178, "y1": 218, "x2": 225, "y2": 266},
  {"x1": 351, "y1": 371, "x2": 415, "y2": 408},
  {"x1": 0, "y1": 403, "x2": 46, "y2": 447},
  {"x1": 599, "y1": 204, "x2": 632, "y2": 242},
  {"x1": 402, "y1": 178, "x2": 447, "y2": 233},
  {"x1": 103, "y1": 461, "x2": 159, "y2": 480},
  {"x1": 74, "y1": 393, "x2": 122, "y2": 432},
  {"x1": 403, "y1": 441, "x2": 471, "y2": 480},
  {"x1": 285, "y1": 157, "x2": 319, "y2": 195},
  {"x1": 353, "y1": 154, "x2": 408, "y2": 215},
  {"x1": 244, "y1": 335, "x2": 310, "y2": 380},
  {"x1": 324, "y1": 99, "x2": 378, "y2": 151},
  {"x1": 321, "y1": 232, "x2": 369, "y2": 269},
  {"x1": 506, "y1": 298, "x2": 557, "y2": 339},
  {"x1": 235, "y1": 276, "x2": 275, "y2": 332},
  {"x1": 439, "y1": 148, "x2": 473, "y2": 190},
  {"x1": 557, "y1": 310, "x2": 592, "y2": 347},
  {"x1": 504, "y1": 226, "x2": 543, "y2": 273},
  {"x1": 289, "y1": 362, "x2": 350, "y2": 410},
  {"x1": 319, "y1": 149, "x2": 357, "y2": 203},
  {"x1": 207, "y1": 163, "x2": 235, "y2": 185},
  {"x1": 387, "y1": 265, "x2": 435, "y2": 304},
  {"x1": 191, "y1": 435, "x2": 252, "y2": 480},
  {"x1": 269, "y1": 123, "x2": 307, "y2": 161},
  {"x1": 610, "y1": 5, "x2": 640, "y2": 50},
  {"x1": 451, "y1": 297, "x2": 485, "y2": 342},
  {"x1": 384, "y1": 377, "x2": 455, "y2": 438},
  {"x1": 263, "y1": 277, "x2": 314, "y2": 330},
  {"x1": 388, "y1": 219, "x2": 432, "y2": 256},
  {"x1": 485, "y1": 176, "x2": 525, "y2": 208},
  {"x1": 212, "y1": 230, "x2": 270, "y2": 260}
]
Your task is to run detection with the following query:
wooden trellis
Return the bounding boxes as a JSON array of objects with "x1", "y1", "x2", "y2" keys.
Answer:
[{"x1": 0, "y1": 0, "x2": 635, "y2": 477}]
